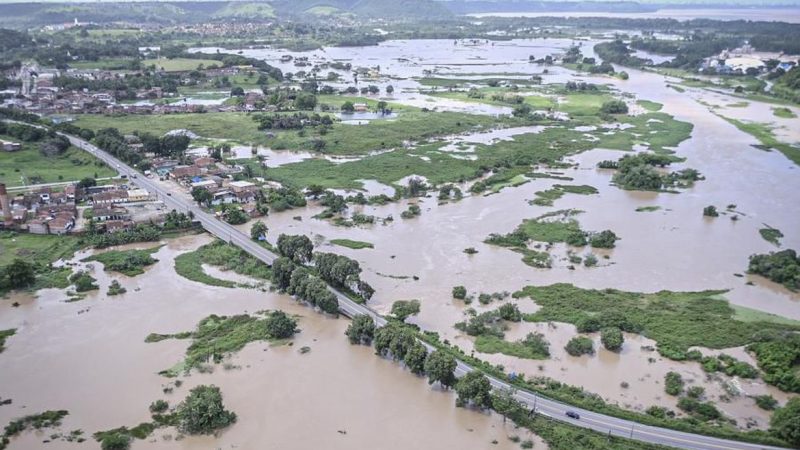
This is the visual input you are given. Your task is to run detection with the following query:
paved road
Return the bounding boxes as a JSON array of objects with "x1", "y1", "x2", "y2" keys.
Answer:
[{"x1": 62, "y1": 131, "x2": 784, "y2": 450}]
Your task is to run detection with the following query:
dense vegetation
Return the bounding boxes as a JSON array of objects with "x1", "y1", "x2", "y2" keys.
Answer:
[
  {"x1": 83, "y1": 246, "x2": 160, "y2": 276},
  {"x1": 148, "y1": 311, "x2": 298, "y2": 376},
  {"x1": 514, "y1": 284, "x2": 800, "y2": 384},
  {"x1": 748, "y1": 249, "x2": 800, "y2": 291}
]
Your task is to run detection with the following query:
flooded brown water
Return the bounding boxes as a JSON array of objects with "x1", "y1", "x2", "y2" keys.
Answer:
[
  {"x1": 241, "y1": 42, "x2": 799, "y2": 427},
  {"x1": 0, "y1": 235, "x2": 530, "y2": 449},
  {"x1": 4, "y1": 38, "x2": 800, "y2": 447}
]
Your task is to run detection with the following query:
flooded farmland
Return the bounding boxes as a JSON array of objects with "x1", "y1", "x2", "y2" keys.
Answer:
[
  {"x1": 3, "y1": 32, "x2": 800, "y2": 450},
  {"x1": 0, "y1": 236, "x2": 526, "y2": 449}
]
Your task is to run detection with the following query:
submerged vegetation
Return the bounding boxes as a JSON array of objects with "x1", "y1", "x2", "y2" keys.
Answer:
[
  {"x1": 514, "y1": 283, "x2": 800, "y2": 389},
  {"x1": 148, "y1": 311, "x2": 298, "y2": 376},
  {"x1": 174, "y1": 240, "x2": 271, "y2": 288},
  {"x1": 83, "y1": 246, "x2": 160, "y2": 276},
  {"x1": 748, "y1": 249, "x2": 800, "y2": 291}
]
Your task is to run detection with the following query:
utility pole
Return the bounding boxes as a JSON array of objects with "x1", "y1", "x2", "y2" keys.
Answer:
[{"x1": 630, "y1": 423, "x2": 634, "y2": 439}]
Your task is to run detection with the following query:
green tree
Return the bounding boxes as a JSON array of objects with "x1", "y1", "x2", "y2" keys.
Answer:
[
  {"x1": 403, "y1": 341, "x2": 428, "y2": 375},
  {"x1": 424, "y1": 350, "x2": 456, "y2": 388},
  {"x1": 250, "y1": 221, "x2": 268, "y2": 241},
  {"x1": 271, "y1": 257, "x2": 296, "y2": 290},
  {"x1": 191, "y1": 187, "x2": 212, "y2": 206},
  {"x1": 2, "y1": 259, "x2": 36, "y2": 289},
  {"x1": 452, "y1": 285, "x2": 467, "y2": 300},
  {"x1": 391, "y1": 299, "x2": 421, "y2": 322},
  {"x1": 277, "y1": 234, "x2": 314, "y2": 264},
  {"x1": 564, "y1": 335, "x2": 594, "y2": 356},
  {"x1": 590, "y1": 230, "x2": 618, "y2": 248},
  {"x1": 703, "y1": 205, "x2": 719, "y2": 217},
  {"x1": 264, "y1": 311, "x2": 298, "y2": 339},
  {"x1": 455, "y1": 371, "x2": 493, "y2": 409},
  {"x1": 665, "y1": 371, "x2": 684, "y2": 396},
  {"x1": 600, "y1": 100, "x2": 629, "y2": 114},
  {"x1": 100, "y1": 433, "x2": 131, "y2": 450},
  {"x1": 346, "y1": 315, "x2": 376, "y2": 345},
  {"x1": 294, "y1": 92, "x2": 317, "y2": 110},
  {"x1": 771, "y1": 398, "x2": 800, "y2": 446},
  {"x1": 341, "y1": 101, "x2": 355, "y2": 113},
  {"x1": 78, "y1": 177, "x2": 97, "y2": 189},
  {"x1": 600, "y1": 327, "x2": 624, "y2": 352},
  {"x1": 491, "y1": 389, "x2": 520, "y2": 423},
  {"x1": 177, "y1": 385, "x2": 236, "y2": 435}
]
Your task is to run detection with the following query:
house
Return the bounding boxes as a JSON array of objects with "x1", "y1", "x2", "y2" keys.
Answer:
[
  {"x1": 1, "y1": 140, "x2": 21, "y2": 152},
  {"x1": 48, "y1": 215, "x2": 75, "y2": 235},
  {"x1": 92, "y1": 205, "x2": 130, "y2": 221},
  {"x1": 228, "y1": 180, "x2": 257, "y2": 194},
  {"x1": 64, "y1": 185, "x2": 76, "y2": 201},
  {"x1": 211, "y1": 190, "x2": 237, "y2": 206},
  {"x1": 191, "y1": 179, "x2": 218, "y2": 190},
  {"x1": 27, "y1": 219, "x2": 48, "y2": 234},
  {"x1": 92, "y1": 190, "x2": 128, "y2": 205},
  {"x1": 126, "y1": 189, "x2": 150, "y2": 202},
  {"x1": 170, "y1": 165, "x2": 202, "y2": 180},
  {"x1": 193, "y1": 157, "x2": 216, "y2": 168},
  {"x1": 104, "y1": 219, "x2": 133, "y2": 233},
  {"x1": 353, "y1": 103, "x2": 369, "y2": 112}
]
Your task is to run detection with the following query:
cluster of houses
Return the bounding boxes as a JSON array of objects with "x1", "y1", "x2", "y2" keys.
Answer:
[
  {"x1": 700, "y1": 45, "x2": 797, "y2": 75},
  {"x1": 0, "y1": 181, "x2": 167, "y2": 235},
  {"x1": 1, "y1": 62, "x2": 272, "y2": 116}
]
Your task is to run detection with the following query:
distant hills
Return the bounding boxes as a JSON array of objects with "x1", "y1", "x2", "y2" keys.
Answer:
[{"x1": 0, "y1": 0, "x2": 454, "y2": 27}]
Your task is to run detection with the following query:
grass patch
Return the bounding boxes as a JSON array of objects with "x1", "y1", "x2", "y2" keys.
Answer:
[
  {"x1": 83, "y1": 246, "x2": 161, "y2": 276},
  {"x1": 531, "y1": 184, "x2": 597, "y2": 206},
  {"x1": 330, "y1": 239, "x2": 374, "y2": 250},
  {"x1": 0, "y1": 328, "x2": 15, "y2": 353},
  {"x1": 759, "y1": 226, "x2": 784, "y2": 246},
  {"x1": 717, "y1": 115, "x2": 800, "y2": 166},
  {"x1": 475, "y1": 333, "x2": 550, "y2": 360},
  {"x1": 142, "y1": 58, "x2": 221, "y2": 72},
  {"x1": 772, "y1": 107, "x2": 797, "y2": 118},
  {"x1": 515, "y1": 283, "x2": 800, "y2": 360},
  {"x1": 0, "y1": 136, "x2": 115, "y2": 187},
  {"x1": 174, "y1": 240, "x2": 271, "y2": 288},
  {"x1": 149, "y1": 311, "x2": 297, "y2": 376},
  {"x1": 0, "y1": 232, "x2": 82, "y2": 267},
  {"x1": 637, "y1": 100, "x2": 663, "y2": 112},
  {"x1": 731, "y1": 305, "x2": 800, "y2": 326}
]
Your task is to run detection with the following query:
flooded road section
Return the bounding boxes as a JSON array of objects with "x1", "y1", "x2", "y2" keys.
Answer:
[{"x1": 0, "y1": 235, "x2": 527, "y2": 449}]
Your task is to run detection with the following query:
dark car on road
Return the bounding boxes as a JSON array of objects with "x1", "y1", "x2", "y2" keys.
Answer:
[{"x1": 566, "y1": 411, "x2": 580, "y2": 420}]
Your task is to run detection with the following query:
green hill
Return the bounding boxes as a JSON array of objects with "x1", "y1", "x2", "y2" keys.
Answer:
[{"x1": 213, "y1": 2, "x2": 276, "y2": 18}]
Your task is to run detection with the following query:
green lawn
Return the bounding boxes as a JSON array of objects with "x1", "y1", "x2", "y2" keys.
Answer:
[
  {"x1": 330, "y1": 239, "x2": 374, "y2": 250},
  {"x1": 772, "y1": 107, "x2": 797, "y2": 119},
  {"x1": 0, "y1": 137, "x2": 115, "y2": 187},
  {"x1": 515, "y1": 283, "x2": 800, "y2": 359},
  {"x1": 83, "y1": 246, "x2": 161, "y2": 276},
  {"x1": 0, "y1": 232, "x2": 82, "y2": 267},
  {"x1": 173, "y1": 240, "x2": 271, "y2": 288},
  {"x1": 142, "y1": 58, "x2": 222, "y2": 72},
  {"x1": 717, "y1": 115, "x2": 800, "y2": 166}
]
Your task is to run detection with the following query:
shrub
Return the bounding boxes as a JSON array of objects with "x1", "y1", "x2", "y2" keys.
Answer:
[
  {"x1": 565, "y1": 336, "x2": 594, "y2": 356},
  {"x1": 452, "y1": 285, "x2": 467, "y2": 300},
  {"x1": 177, "y1": 385, "x2": 236, "y2": 435},
  {"x1": 664, "y1": 371, "x2": 684, "y2": 396},
  {"x1": 600, "y1": 327, "x2": 624, "y2": 352}
]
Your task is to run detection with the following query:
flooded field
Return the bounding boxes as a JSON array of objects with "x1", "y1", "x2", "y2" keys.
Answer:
[
  {"x1": 202, "y1": 39, "x2": 800, "y2": 428},
  {"x1": 4, "y1": 34, "x2": 800, "y2": 449},
  {"x1": 0, "y1": 235, "x2": 527, "y2": 449}
]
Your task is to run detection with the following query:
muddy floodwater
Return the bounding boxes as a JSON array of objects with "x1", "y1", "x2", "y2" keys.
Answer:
[
  {"x1": 209, "y1": 38, "x2": 799, "y2": 427},
  {"x1": 0, "y1": 236, "x2": 529, "y2": 449},
  {"x1": 4, "y1": 36, "x2": 800, "y2": 448}
]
